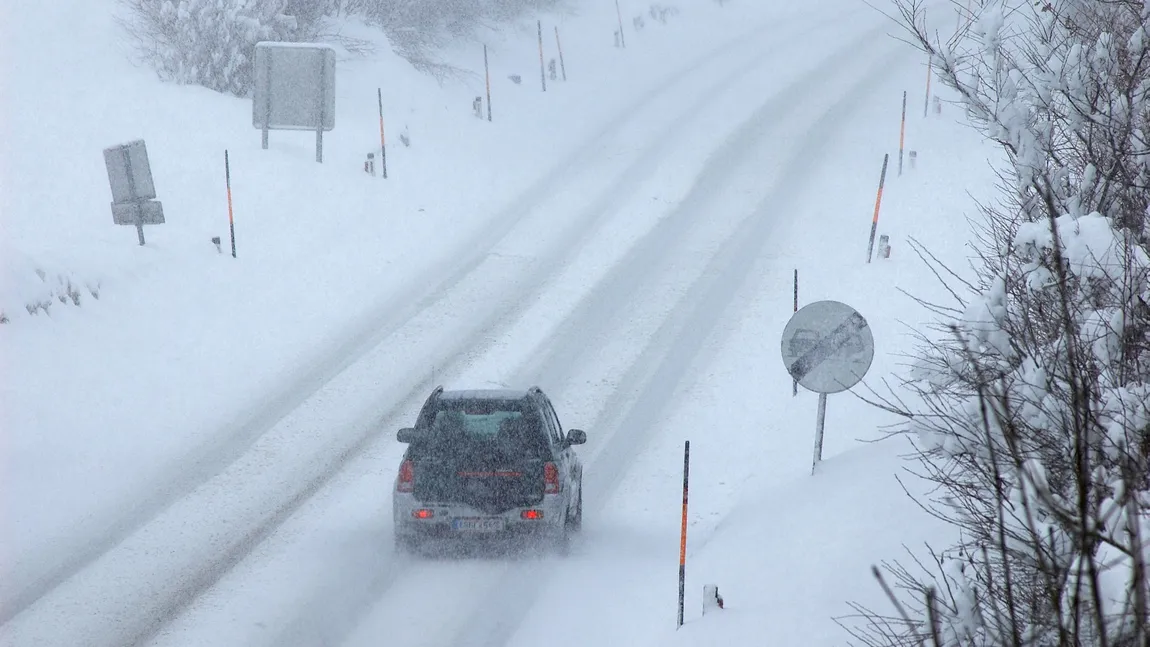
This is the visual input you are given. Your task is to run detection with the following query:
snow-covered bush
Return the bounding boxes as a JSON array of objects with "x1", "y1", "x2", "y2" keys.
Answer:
[
  {"x1": 122, "y1": 0, "x2": 569, "y2": 92},
  {"x1": 0, "y1": 253, "x2": 100, "y2": 324},
  {"x1": 648, "y1": 4, "x2": 680, "y2": 24},
  {"x1": 120, "y1": 0, "x2": 327, "y2": 96},
  {"x1": 353, "y1": 0, "x2": 569, "y2": 80},
  {"x1": 845, "y1": 1, "x2": 1150, "y2": 645}
]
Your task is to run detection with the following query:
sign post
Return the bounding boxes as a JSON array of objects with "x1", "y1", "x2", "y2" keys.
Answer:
[
  {"x1": 103, "y1": 139, "x2": 164, "y2": 246},
  {"x1": 780, "y1": 300, "x2": 875, "y2": 473}
]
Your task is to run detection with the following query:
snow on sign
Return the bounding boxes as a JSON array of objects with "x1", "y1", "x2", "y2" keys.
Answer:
[
  {"x1": 252, "y1": 42, "x2": 336, "y2": 162},
  {"x1": 103, "y1": 139, "x2": 165, "y2": 246},
  {"x1": 780, "y1": 300, "x2": 874, "y2": 394}
]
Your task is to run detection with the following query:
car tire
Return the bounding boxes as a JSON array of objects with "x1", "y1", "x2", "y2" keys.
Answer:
[{"x1": 566, "y1": 482, "x2": 583, "y2": 532}]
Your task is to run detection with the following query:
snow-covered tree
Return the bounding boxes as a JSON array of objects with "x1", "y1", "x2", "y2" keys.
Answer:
[
  {"x1": 121, "y1": 0, "x2": 325, "y2": 96},
  {"x1": 122, "y1": 0, "x2": 568, "y2": 93},
  {"x1": 353, "y1": 0, "x2": 569, "y2": 80},
  {"x1": 846, "y1": 1, "x2": 1150, "y2": 645}
]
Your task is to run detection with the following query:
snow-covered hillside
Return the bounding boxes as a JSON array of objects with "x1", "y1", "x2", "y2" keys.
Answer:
[{"x1": 0, "y1": 0, "x2": 1000, "y2": 645}]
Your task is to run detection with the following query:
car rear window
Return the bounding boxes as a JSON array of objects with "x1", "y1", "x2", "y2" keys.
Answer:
[
  {"x1": 430, "y1": 409, "x2": 521, "y2": 440},
  {"x1": 418, "y1": 400, "x2": 549, "y2": 459}
]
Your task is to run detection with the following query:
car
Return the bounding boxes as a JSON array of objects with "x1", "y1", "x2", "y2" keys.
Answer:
[{"x1": 392, "y1": 385, "x2": 586, "y2": 555}]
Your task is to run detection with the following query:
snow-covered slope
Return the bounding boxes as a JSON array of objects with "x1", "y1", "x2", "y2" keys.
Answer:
[{"x1": 1, "y1": 0, "x2": 999, "y2": 645}]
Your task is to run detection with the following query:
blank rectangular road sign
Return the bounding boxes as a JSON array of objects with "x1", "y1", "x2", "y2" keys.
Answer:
[
  {"x1": 111, "y1": 200, "x2": 165, "y2": 226},
  {"x1": 253, "y1": 43, "x2": 336, "y2": 132},
  {"x1": 103, "y1": 140, "x2": 157, "y2": 202}
]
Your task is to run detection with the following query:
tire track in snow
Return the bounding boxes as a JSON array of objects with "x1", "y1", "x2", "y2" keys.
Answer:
[
  {"x1": 440, "y1": 32, "x2": 912, "y2": 647},
  {"x1": 186, "y1": 18, "x2": 870, "y2": 647},
  {"x1": 0, "y1": 12, "x2": 860, "y2": 647},
  {"x1": 0, "y1": 11, "x2": 825, "y2": 629}
]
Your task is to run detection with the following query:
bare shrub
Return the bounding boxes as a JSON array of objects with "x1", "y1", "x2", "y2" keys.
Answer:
[
  {"x1": 118, "y1": 0, "x2": 329, "y2": 96},
  {"x1": 842, "y1": 1, "x2": 1150, "y2": 645}
]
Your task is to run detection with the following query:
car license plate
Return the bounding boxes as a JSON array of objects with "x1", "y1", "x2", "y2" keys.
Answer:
[{"x1": 452, "y1": 518, "x2": 505, "y2": 532}]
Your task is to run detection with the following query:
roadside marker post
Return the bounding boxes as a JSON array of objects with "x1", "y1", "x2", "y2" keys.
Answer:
[
  {"x1": 377, "y1": 88, "x2": 388, "y2": 179},
  {"x1": 225, "y1": 150, "x2": 236, "y2": 258},
  {"x1": 615, "y1": 0, "x2": 627, "y2": 48},
  {"x1": 484, "y1": 45, "x2": 493, "y2": 121},
  {"x1": 538, "y1": 21, "x2": 547, "y2": 92},
  {"x1": 898, "y1": 90, "x2": 907, "y2": 176},
  {"x1": 676, "y1": 440, "x2": 690, "y2": 629},
  {"x1": 866, "y1": 154, "x2": 889, "y2": 263},
  {"x1": 555, "y1": 26, "x2": 567, "y2": 80},
  {"x1": 923, "y1": 59, "x2": 932, "y2": 118}
]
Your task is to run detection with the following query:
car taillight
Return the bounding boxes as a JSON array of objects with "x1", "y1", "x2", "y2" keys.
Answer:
[
  {"x1": 543, "y1": 462, "x2": 560, "y2": 494},
  {"x1": 397, "y1": 460, "x2": 414, "y2": 492}
]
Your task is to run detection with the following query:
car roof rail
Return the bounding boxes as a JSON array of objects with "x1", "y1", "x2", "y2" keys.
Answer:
[
  {"x1": 527, "y1": 385, "x2": 544, "y2": 397},
  {"x1": 423, "y1": 385, "x2": 444, "y2": 406},
  {"x1": 414, "y1": 386, "x2": 445, "y2": 428}
]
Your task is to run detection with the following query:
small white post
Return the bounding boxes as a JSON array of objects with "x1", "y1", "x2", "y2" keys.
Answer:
[{"x1": 702, "y1": 585, "x2": 724, "y2": 615}]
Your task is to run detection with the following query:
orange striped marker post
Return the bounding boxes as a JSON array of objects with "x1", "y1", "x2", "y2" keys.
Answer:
[
  {"x1": 377, "y1": 88, "x2": 388, "y2": 179},
  {"x1": 676, "y1": 440, "x2": 690, "y2": 629},
  {"x1": 484, "y1": 45, "x2": 492, "y2": 121},
  {"x1": 866, "y1": 154, "x2": 890, "y2": 264},
  {"x1": 898, "y1": 91, "x2": 907, "y2": 176},
  {"x1": 225, "y1": 150, "x2": 236, "y2": 258}
]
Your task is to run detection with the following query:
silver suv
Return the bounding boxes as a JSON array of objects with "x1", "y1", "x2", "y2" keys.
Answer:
[{"x1": 392, "y1": 386, "x2": 586, "y2": 555}]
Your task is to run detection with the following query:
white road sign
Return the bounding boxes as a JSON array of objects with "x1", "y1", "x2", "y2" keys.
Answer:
[
  {"x1": 253, "y1": 42, "x2": 336, "y2": 132},
  {"x1": 781, "y1": 300, "x2": 874, "y2": 394}
]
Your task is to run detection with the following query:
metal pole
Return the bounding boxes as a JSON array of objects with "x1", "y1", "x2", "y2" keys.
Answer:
[
  {"x1": 898, "y1": 91, "x2": 906, "y2": 176},
  {"x1": 677, "y1": 440, "x2": 690, "y2": 628},
  {"x1": 538, "y1": 20, "x2": 547, "y2": 92},
  {"x1": 484, "y1": 45, "x2": 492, "y2": 122},
  {"x1": 615, "y1": 0, "x2": 626, "y2": 48},
  {"x1": 792, "y1": 269, "x2": 798, "y2": 397},
  {"x1": 866, "y1": 154, "x2": 889, "y2": 263},
  {"x1": 923, "y1": 59, "x2": 932, "y2": 118},
  {"x1": 122, "y1": 146, "x2": 145, "y2": 246},
  {"x1": 378, "y1": 88, "x2": 388, "y2": 179},
  {"x1": 226, "y1": 150, "x2": 236, "y2": 258},
  {"x1": 555, "y1": 26, "x2": 567, "y2": 80},
  {"x1": 812, "y1": 393, "x2": 827, "y2": 474}
]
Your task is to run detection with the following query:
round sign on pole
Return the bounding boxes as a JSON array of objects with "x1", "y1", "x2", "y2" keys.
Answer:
[{"x1": 781, "y1": 300, "x2": 874, "y2": 394}]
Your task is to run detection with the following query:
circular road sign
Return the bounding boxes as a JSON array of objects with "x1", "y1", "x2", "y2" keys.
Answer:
[{"x1": 781, "y1": 300, "x2": 874, "y2": 394}]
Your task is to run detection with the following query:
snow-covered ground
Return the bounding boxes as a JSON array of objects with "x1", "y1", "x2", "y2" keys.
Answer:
[{"x1": 1, "y1": 0, "x2": 1002, "y2": 645}]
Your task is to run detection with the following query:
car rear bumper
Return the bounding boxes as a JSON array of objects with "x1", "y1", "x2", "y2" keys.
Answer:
[{"x1": 393, "y1": 493, "x2": 565, "y2": 541}]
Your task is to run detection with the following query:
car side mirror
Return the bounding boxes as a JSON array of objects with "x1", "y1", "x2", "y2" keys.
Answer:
[
  {"x1": 396, "y1": 427, "x2": 423, "y2": 443},
  {"x1": 565, "y1": 429, "x2": 587, "y2": 446}
]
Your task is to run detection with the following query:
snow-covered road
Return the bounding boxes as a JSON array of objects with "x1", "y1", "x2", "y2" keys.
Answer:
[{"x1": 2, "y1": 4, "x2": 920, "y2": 646}]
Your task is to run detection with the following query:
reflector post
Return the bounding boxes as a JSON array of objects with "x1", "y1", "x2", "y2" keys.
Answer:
[{"x1": 677, "y1": 440, "x2": 690, "y2": 629}]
